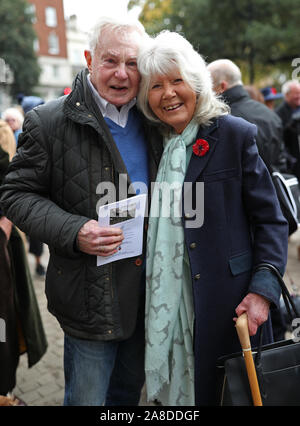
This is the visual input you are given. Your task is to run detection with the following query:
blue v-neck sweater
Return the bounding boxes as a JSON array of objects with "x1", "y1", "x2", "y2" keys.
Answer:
[{"x1": 104, "y1": 108, "x2": 149, "y2": 194}]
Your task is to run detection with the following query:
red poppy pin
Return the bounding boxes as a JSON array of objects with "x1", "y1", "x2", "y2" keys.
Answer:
[{"x1": 192, "y1": 139, "x2": 210, "y2": 157}]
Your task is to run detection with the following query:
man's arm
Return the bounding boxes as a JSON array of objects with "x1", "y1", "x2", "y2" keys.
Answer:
[{"x1": 0, "y1": 111, "x2": 89, "y2": 257}]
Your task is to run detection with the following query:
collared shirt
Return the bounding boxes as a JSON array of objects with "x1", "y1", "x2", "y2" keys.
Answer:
[{"x1": 87, "y1": 74, "x2": 136, "y2": 128}]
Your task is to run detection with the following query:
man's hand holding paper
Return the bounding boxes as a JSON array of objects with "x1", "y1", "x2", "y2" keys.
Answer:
[
  {"x1": 77, "y1": 219, "x2": 124, "y2": 257},
  {"x1": 97, "y1": 193, "x2": 147, "y2": 266}
]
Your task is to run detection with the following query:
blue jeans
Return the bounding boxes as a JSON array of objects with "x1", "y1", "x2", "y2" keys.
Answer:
[{"x1": 63, "y1": 307, "x2": 145, "y2": 406}]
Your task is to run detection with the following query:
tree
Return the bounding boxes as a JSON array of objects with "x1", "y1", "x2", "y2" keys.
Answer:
[
  {"x1": 129, "y1": 0, "x2": 300, "y2": 83},
  {"x1": 0, "y1": 0, "x2": 40, "y2": 97},
  {"x1": 129, "y1": 0, "x2": 173, "y2": 34}
]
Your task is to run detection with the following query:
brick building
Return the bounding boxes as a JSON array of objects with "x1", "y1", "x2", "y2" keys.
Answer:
[{"x1": 27, "y1": 0, "x2": 72, "y2": 100}]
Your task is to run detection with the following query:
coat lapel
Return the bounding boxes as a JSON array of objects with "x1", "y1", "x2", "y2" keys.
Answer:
[{"x1": 185, "y1": 118, "x2": 219, "y2": 184}]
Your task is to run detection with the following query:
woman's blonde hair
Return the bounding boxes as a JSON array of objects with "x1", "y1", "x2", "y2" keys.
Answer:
[
  {"x1": 0, "y1": 119, "x2": 16, "y2": 161},
  {"x1": 137, "y1": 31, "x2": 229, "y2": 129}
]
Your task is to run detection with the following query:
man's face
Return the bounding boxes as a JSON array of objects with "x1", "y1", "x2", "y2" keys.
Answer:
[
  {"x1": 285, "y1": 83, "x2": 300, "y2": 109},
  {"x1": 85, "y1": 29, "x2": 141, "y2": 107},
  {"x1": 5, "y1": 115, "x2": 19, "y2": 131}
]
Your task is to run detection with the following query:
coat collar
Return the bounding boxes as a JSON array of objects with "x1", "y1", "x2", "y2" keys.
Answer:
[
  {"x1": 63, "y1": 69, "x2": 131, "y2": 177},
  {"x1": 222, "y1": 85, "x2": 250, "y2": 106},
  {"x1": 184, "y1": 117, "x2": 219, "y2": 183}
]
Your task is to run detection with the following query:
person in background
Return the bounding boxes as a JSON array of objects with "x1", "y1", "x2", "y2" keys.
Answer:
[
  {"x1": 276, "y1": 80, "x2": 300, "y2": 263},
  {"x1": 244, "y1": 85, "x2": 264, "y2": 103},
  {"x1": 0, "y1": 120, "x2": 47, "y2": 405},
  {"x1": 2, "y1": 108, "x2": 24, "y2": 146},
  {"x1": 276, "y1": 80, "x2": 300, "y2": 123},
  {"x1": 0, "y1": 16, "x2": 162, "y2": 406},
  {"x1": 275, "y1": 80, "x2": 300, "y2": 184},
  {"x1": 260, "y1": 86, "x2": 283, "y2": 110},
  {"x1": 20, "y1": 95, "x2": 44, "y2": 115},
  {"x1": 18, "y1": 95, "x2": 46, "y2": 277},
  {"x1": 207, "y1": 59, "x2": 287, "y2": 174},
  {"x1": 137, "y1": 30, "x2": 288, "y2": 405}
]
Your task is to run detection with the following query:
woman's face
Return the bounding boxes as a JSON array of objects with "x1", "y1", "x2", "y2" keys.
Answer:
[{"x1": 148, "y1": 70, "x2": 197, "y2": 134}]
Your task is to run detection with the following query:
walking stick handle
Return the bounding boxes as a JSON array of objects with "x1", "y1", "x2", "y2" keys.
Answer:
[
  {"x1": 235, "y1": 313, "x2": 263, "y2": 406},
  {"x1": 236, "y1": 313, "x2": 251, "y2": 350}
]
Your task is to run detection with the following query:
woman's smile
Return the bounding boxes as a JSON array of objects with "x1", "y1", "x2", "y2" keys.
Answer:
[{"x1": 163, "y1": 103, "x2": 183, "y2": 111}]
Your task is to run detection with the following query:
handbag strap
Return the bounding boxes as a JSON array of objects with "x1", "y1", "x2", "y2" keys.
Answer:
[
  {"x1": 254, "y1": 262, "x2": 299, "y2": 366},
  {"x1": 255, "y1": 263, "x2": 300, "y2": 319}
]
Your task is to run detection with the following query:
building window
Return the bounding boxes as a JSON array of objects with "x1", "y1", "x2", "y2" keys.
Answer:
[
  {"x1": 26, "y1": 4, "x2": 36, "y2": 24},
  {"x1": 72, "y1": 49, "x2": 84, "y2": 65},
  {"x1": 52, "y1": 65, "x2": 60, "y2": 78},
  {"x1": 45, "y1": 7, "x2": 57, "y2": 27},
  {"x1": 33, "y1": 38, "x2": 39, "y2": 53},
  {"x1": 48, "y1": 32, "x2": 60, "y2": 55}
]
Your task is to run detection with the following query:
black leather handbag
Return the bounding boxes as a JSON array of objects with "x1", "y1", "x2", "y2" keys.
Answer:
[
  {"x1": 217, "y1": 263, "x2": 300, "y2": 406},
  {"x1": 272, "y1": 171, "x2": 300, "y2": 236}
]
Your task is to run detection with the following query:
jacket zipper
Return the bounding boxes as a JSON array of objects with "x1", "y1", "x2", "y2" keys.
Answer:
[{"x1": 110, "y1": 166, "x2": 115, "y2": 301}]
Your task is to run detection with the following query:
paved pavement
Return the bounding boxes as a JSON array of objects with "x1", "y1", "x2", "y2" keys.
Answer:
[{"x1": 12, "y1": 229, "x2": 300, "y2": 406}]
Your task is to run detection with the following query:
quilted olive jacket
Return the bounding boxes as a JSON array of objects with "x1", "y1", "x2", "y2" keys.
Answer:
[{"x1": 0, "y1": 69, "x2": 162, "y2": 341}]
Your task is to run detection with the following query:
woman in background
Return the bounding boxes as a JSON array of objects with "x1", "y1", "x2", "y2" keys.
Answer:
[{"x1": 0, "y1": 119, "x2": 47, "y2": 405}]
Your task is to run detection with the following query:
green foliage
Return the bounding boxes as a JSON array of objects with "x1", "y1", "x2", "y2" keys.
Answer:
[
  {"x1": 130, "y1": 0, "x2": 300, "y2": 83},
  {"x1": 0, "y1": 0, "x2": 40, "y2": 97}
]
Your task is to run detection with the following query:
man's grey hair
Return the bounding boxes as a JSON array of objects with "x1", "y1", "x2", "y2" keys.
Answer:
[
  {"x1": 87, "y1": 16, "x2": 147, "y2": 57},
  {"x1": 207, "y1": 59, "x2": 243, "y2": 89},
  {"x1": 281, "y1": 79, "x2": 300, "y2": 96},
  {"x1": 137, "y1": 31, "x2": 229, "y2": 129}
]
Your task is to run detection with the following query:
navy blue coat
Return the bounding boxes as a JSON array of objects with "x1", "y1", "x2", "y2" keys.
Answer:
[{"x1": 182, "y1": 114, "x2": 288, "y2": 405}]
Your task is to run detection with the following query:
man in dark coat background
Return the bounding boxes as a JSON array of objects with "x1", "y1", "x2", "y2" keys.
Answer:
[
  {"x1": 275, "y1": 80, "x2": 300, "y2": 183},
  {"x1": 207, "y1": 59, "x2": 288, "y2": 174}
]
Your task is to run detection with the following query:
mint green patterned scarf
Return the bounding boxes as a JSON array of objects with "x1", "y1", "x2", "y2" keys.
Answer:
[{"x1": 145, "y1": 120, "x2": 199, "y2": 406}]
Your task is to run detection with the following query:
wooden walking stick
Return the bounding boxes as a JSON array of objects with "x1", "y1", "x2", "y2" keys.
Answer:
[{"x1": 235, "y1": 313, "x2": 263, "y2": 406}]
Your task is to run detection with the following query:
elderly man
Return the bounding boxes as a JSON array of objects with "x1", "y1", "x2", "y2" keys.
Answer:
[
  {"x1": 0, "y1": 17, "x2": 162, "y2": 406},
  {"x1": 275, "y1": 80, "x2": 300, "y2": 184},
  {"x1": 276, "y1": 80, "x2": 300, "y2": 123},
  {"x1": 207, "y1": 59, "x2": 287, "y2": 174}
]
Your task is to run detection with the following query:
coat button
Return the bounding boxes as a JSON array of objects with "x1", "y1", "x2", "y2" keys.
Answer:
[
  {"x1": 194, "y1": 274, "x2": 201, "y2": 280},
  {"x1": 76, "y1": 102, "x2": 81, "y2": 106},
  {"x1": 135, "y1": 258, "x2": 143, "y2": 266},
  {"x1": 190, "y1": 242, "x2": 197, "y2": 249}
]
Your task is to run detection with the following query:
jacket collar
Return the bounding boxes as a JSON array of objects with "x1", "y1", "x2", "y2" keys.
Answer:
[
  {"x1": 184, "y1": 117, "x2": 219, "y2": 183},
  {"x1": 222, "y1": 85, "x2": 250, "y2": 106},
  {"x1": 63, "y1": 69, "x2": 130, "y2": 176},
  {"x1": 63, "y1": 68, "x2": 103, "y2": 129}
]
